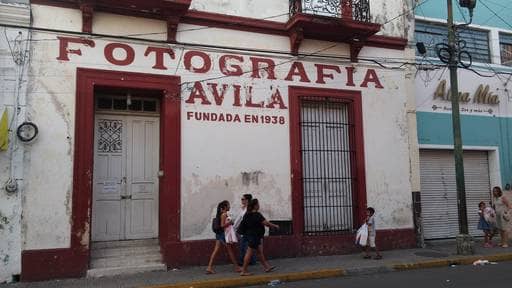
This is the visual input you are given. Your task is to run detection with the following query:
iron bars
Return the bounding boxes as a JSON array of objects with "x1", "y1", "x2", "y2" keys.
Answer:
[{"x1": 289, "y1": 0, "x2": 371, "y2": 22}]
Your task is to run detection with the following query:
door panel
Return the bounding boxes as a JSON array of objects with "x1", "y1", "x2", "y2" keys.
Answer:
[
  {"x1": 125, "y1": 117, "x2": 160, "y2": 239},
  {"x1": 92, "y1": 116, "x2": 126, "y2": 241}
]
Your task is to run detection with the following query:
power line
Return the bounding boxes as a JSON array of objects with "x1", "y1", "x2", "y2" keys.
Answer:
[{"x1": 479, "y1": 0, "x2": 512, "y2": 30}]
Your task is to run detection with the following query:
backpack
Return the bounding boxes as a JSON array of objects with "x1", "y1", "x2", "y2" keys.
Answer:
[{"x1": 211, "y1": 217, "x2": 223, "y2": 234}]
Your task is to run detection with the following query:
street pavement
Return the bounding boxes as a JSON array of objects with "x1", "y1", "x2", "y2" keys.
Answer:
[
  {"x1": 250, "y1": 261, "x2": 512, "y2": 288},
  {"x1": 1, "y1": 239, "x2": 512, "y2": 288}
]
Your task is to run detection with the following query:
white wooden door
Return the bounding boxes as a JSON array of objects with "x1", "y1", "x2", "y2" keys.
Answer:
[{"x1": 92, "y1": 114, "x2": 159, "y2": 241}]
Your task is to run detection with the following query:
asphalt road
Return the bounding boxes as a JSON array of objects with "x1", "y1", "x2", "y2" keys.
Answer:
[{"x1": 251, "y1": 261, "x2": 512, "y2": 288}]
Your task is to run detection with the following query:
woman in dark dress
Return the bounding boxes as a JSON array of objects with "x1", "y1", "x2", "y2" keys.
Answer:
[{"x1": 238, "y1": 199, "x2": 279, "y2": 276}]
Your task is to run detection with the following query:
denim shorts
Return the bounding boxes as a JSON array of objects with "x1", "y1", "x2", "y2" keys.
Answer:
[{"x1": 215, "y1": 232, "x2": 226, "y2": 244}]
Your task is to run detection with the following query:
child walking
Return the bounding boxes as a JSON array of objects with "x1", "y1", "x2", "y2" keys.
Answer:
[
  {"x1": 206, "y1": 201, "x2": 241, "y2": 274},
  {"x1": 363, "y1": 207, "x2": 382, "y2": 260},
  {"x1": 477, "y1": 201, "x2": 496, "y2": 248},
  {"x1": 238, "y1": 199, "x2": 279, "y2": 276}
]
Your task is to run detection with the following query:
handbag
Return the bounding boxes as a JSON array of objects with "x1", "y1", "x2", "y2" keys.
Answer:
[
  {"x1": 355, "y1": 223, "x2": 368, "y2": 246},
  {"x1": 503, "y1": 211, "x2": 510, "y2": 222}
]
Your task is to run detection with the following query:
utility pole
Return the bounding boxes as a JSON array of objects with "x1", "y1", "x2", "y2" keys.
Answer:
[{"x1": 446, "y1": 0, "x2": 474, "y2": 255}]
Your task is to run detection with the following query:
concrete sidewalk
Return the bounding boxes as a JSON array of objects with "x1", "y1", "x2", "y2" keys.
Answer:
[{"x1": 3, "y1": 240, "x2": 512, "y2": 288}]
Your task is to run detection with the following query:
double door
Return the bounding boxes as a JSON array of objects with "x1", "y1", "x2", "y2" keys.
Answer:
[{"x1": 92, "y1": 114, "x2": 160, "y2": 241}]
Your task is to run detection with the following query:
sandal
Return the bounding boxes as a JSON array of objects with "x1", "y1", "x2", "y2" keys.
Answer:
[
  {"x1": 240, "y1": 272, "x2": 253, "y2": 276},
  {"x1": 363, "y1": 255, "x2": 372, "y2": 259},
  {"x1": 374, "y1": 255, "x2": 383, "y2": 260},
  {"x1": 265, "y1": 266, "x2": 276, "y2": 273},
  {"x1": 205, "y1": 270, "x2": 215, "y2": 275}
]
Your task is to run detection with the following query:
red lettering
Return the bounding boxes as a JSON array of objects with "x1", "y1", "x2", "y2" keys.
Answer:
[
  {"x1": 245, "y1": 86, "x2": 264, "y2": 108},
  {"x1": 184, "y1": 51, "x2": 212, "y2": 73},
  {"x1": 56, "y1": 36, "x2": 95, "y2": 61},
  {"x1": 266, "y1": 89, "x2": 287, "y2": 109},
  {"x1": 207, "y1": 83, "x2": 229, "y2": 106},
  {"x1": 360, "y1": 69, "x2": 384, "y2": 89},
  {"x1": 250, "y1": 57, "x2": 276, "y2": 80},
  {"x1": 219, "y1": 55, "x2": 244, "y2": 76},
  {"x1": 104, "y1": 43, "x2": 135, "y2": 66},
  {"x1": 233, "y1": 85, "x2": 242, "y2": 107},
  {"x1": 144, "y1": 47, "x2": 175, "y2": 70},
  {"x1": 285, "y1": 62, "x2": 310, "y2": 82},
  {"x1": 185, "y1": 82, "x2": 211, "y2": 105},
  {"x1": 345, "y1": 66, "x2": 356, "y2": 87},
  {"x1": 315, "y1": 64, "x2": 341, "y2": 84}
]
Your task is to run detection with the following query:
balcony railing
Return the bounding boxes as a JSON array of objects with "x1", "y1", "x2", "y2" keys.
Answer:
[{"x1": 289, "y1": 0, "x2": 371, "y2": 22}]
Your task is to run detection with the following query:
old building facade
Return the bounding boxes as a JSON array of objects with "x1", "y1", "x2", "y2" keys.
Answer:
[{"x1": 1, "y1": 0, "x2": 420, "y2": 282}]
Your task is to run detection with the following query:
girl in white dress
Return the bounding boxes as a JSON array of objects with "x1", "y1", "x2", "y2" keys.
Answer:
[{"x1": 224, "y1": 211, "x2": 238, "y2": 244}]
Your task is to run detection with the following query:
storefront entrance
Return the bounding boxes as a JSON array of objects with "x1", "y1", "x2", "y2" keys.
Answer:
[{"x1": 419, "y1": 149, "x2": 492, "y2": 239}]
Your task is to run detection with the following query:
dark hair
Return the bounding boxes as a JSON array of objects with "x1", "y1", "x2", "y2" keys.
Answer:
[
  {"x1": 493, "y1": 186, "x2": 503, "y2": 197},
  {"x1": 367, "y1": 207, "x2": 375, "y2": 215},
  {"x1": 243, "y1": 194, "x2": 253, "y2": 201},
  {"x1": 247, "y1": 198, "x2": 259, "y2": 211},
  {"x1": 216, "y1": 200, "x2": 229, "y2": 220},
  {"x1": 478, "y1": 201, "x2": 485, "y2": 207}
]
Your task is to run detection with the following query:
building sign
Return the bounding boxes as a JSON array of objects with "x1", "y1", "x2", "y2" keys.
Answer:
[
  {"x1": 433, "y1": 80, "x2": 500, "y2": 105},
  {"x1": 55, "y1": 36, "x2": 385, "y2": 125},
  {"x1": 416, "y1": 71, "x2": 508, "y2": 116}
]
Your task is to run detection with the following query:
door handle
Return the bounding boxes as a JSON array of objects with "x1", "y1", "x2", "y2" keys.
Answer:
[{"x1": 121, "y1": 195, "x2": 132, "y2": 200}]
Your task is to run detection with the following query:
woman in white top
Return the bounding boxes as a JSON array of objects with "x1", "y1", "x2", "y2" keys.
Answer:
[{"x1": 493, "y1": 186, "x2": 511, "y2": 248}]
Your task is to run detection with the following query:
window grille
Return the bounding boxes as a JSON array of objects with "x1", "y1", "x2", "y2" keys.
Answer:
[
  {"x1": 415, "y1": 20, "x2": 491, "y2": 63},
  {"x1": 300, "y1": 98, "x2": 355, "y2": 234},
  {"x1": 499, "y1": 33, "x2": 512, "y2": 66}
]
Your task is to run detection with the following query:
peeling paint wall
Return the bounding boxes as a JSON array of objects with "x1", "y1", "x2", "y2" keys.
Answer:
[
  {"x1": 0, "y1": 2, "x2": 30, "y2": 283},
  {"x1": 21, "y1": 2, "x2": 415, "y2": 253}
]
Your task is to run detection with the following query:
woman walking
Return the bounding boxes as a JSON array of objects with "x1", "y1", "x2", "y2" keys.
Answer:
[
  {"x1": 492, "y1": 186, "x2": 511, "y2": 248},
  {"x1": 238, "y1": 199, "x2": 279, "y2": 276},
  {"x1": 206, "y1": 200, "x2": 241, "y2": 274}
]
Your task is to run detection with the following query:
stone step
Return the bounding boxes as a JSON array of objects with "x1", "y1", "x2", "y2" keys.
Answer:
[
  {"x1": 87, "y1": 263, "x2": 167, "y2": 278},
  {"x1": 91, "y1": 239, "x2": 159, "y2": 249},
  {"x1": 91, "y1": 245, "x2": 161, "y2": 259},
  {"x1": 90, "y1": 254, "x2": 162, "y2": 269}
]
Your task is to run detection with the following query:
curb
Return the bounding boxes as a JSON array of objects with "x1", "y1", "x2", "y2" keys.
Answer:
[
  {"x1": 392, "y1": 252, "x2": 512, "y2": 271},
  {"x1": 143, "y1": 252, "x2": 512, "y2": 288},
  {"x1": 144, "y1": 269, "x2": 345, "y2": 288}
]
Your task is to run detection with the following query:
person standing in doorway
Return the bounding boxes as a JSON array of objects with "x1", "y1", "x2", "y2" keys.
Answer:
[
  {"x1": 493, "y1": 186, "x2": 512, "y2": 248},
  {"x1": 206, "y1": 200, "x2": 241, "y2": 274},
  {"x1": 234, "y1": 194, "x2": 256, "y2": 266},
  {"x1": 238, "y1": 199, "x2": 279, "y2": 276}
]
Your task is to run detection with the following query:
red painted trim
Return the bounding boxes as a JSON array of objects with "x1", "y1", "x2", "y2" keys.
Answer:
[
  {"x1": 163, "y1": 228, "x2": 416, "y2": 267},
  {"x1": 30, "y1": 1, "x2": 407, "y2": 51},
  {"x1": 288, "y1": 86, "x2": 367, "y2": 231},
  {"x1": 21, "y1": 68, "x2": 181, "y2": 281}
]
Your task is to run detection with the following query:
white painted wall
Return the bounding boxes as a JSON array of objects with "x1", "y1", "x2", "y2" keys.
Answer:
[
  {"x1": 0, "y1": 2, "x2": 29, "y2": 283},
  {"x1": 22, "y1": 2, "x2": 415, "y2": 251}
]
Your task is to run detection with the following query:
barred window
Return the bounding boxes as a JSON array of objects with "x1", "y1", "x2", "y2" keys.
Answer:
[
  {"x1": 300, "y1": 98, "x2": 355, "y2": 234},
  {"x1": 415, "y1": 20, "x2": 491, "y2": 64}
]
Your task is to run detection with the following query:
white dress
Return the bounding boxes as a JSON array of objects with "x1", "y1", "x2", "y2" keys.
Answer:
[{"x1": 224, "y1": 215, "x2": 238, "y2": 243}]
